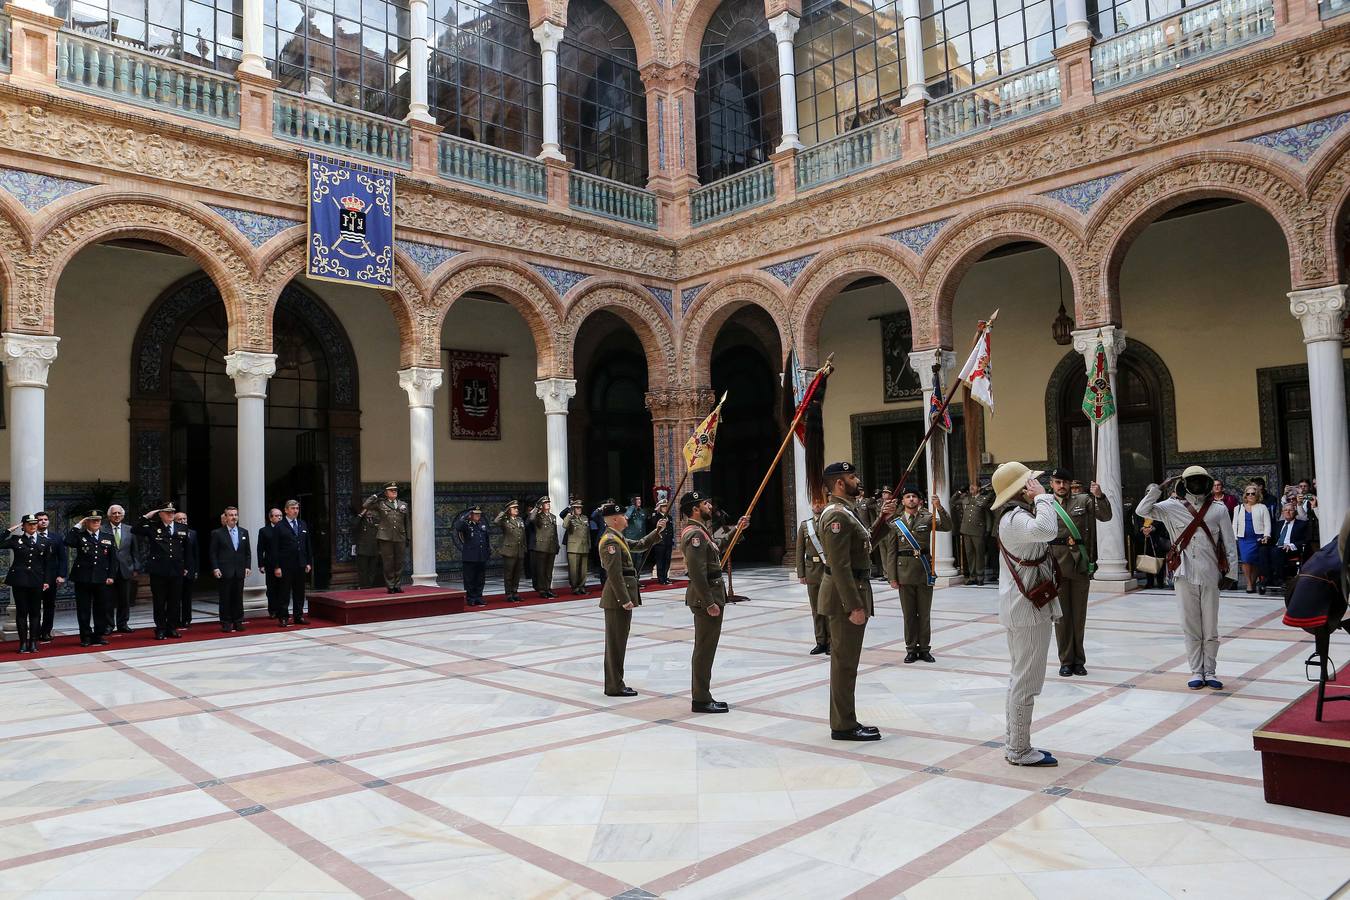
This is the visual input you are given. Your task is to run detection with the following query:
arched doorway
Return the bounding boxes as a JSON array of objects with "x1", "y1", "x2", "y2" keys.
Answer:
[
  {"x1": 130, "y1": 274, "x2": 360, "y2": 588},
  {"x1": 575, "y1": 312, "x2": 654, "y2": 505}
]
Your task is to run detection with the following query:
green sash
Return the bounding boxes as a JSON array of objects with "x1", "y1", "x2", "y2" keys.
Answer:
[{"x1": 1052, "y1": 499, "x2": 1095, "y2": 575}]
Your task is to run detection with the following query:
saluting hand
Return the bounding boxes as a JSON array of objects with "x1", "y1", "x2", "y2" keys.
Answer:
[{"x1": 1090, "y1": 481, "x2": 1104, "y2": 498}]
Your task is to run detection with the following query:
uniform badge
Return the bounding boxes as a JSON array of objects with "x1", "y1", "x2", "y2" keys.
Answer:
[
  {"x1": 830, "y1": 522, "x2": 841, "y2": 533},
  {"x1": 691, "y1": 536, "x2": 702, "y2": 547},
  {"x1": 606, "y1": 545, "x2": 617, "y2": 555}
]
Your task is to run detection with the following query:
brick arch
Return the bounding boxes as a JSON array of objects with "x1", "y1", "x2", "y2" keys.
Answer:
[
  {"x1": 26, "y1": 192, "x2": 254, "y2": 337},
  {"x1": 791, "y1": 243, "x2": 923, "y2": 363},
  {"x1": 0, "y1": 198, "x2": 30, "y2": 331},
  {"x1": 428, "y1": 255, "x2": 564, "y2": 377},
  {"x1": 531, "y1": 0, "x2": 664, "y2": 64},
  {"x1": 1307, "y1": 129, "x2": 1350, "y2": 287},
  {"x1": 670, "y1": 0, "x2": 780, "y2": 65},
  {"x1": 1087, "y1": 153, "x2": 1313, "y2": 322},
  {"x1": 921, "y1": 203, "x2": 1087, "y2": 348},
  {"x1": 564, "y1": 281, "x2": 677, "y2": 389},
  {"x1": 680, "y1": 272, "x2": 790, "y2": 388}
]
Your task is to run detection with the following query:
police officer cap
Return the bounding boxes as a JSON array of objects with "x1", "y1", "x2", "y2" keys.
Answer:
[
  {"x1": 506, "y1": 499, "x2": 519, "y2": 508},
  {"x1": 468, "y1": 505, "x2": 483, "y2": 514},
  {"x1": 900, "y1": 484, "x2": 921, "y2": 498},
  {"x1": 1049, "y1": 467, "x2": 1073, "y2": 481},
  {"x1": 383, "y1": 481, "x2": 399, "y2": 491},
  {"x1": 823, "y1": 461, "x2": 855, "y2": 478},
  {"x1": 599, "y1": 502, "x2": 625, "y2": 517},
  {"x1": 149, "y1": 500, "x2": 176, "y2": 515},
  {"x1": 18, "y1": 514, "x2": 39, "y2": 526},
  {"x1": 79, "y1": 509, "x2": 105, "y2": 523},
  {"x1": 679, "y1": 491, "x2": 705, "y2": 515}
]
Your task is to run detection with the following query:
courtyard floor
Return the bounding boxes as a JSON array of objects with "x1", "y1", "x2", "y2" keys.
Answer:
[{"x1": 1, "y1": 569, "x2": 1349, "y2": 899}]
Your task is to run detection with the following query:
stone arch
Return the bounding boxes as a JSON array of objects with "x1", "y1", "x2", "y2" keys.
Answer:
[
  {"x1": 680, "y1": 272, "x2": 790, "y2": 388},
  {"x1": 0, "y1": 198, "x2": 30, "y2": 331},
  {"x1": 671, "y1": 0, "x2": 781, "y2": 65},
  {"x1": 1088, "y1": 153, "x2": 1314, "y2": 321},
  {"x1": 921, "y1": 203, "x2": 1087, "y2": 348},
  {"x1": 428, "y1": 256, "x2": 564, "y2": 377},
  {"x1": 791, "y1": 243, "x2": 923, "y2": 362},
  {"x1": 565, "y1": 281, "x2": 677, "y2": 389},
  {"x1": 27, "y1": 192, "x2": 255, "y2": 337},
  {"x1": 1307, "y1": 130, "x2": 1350, "y2": 287}
]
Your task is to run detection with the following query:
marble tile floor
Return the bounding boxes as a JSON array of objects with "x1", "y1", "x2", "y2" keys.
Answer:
[{"x1": 2, "y1": 569, "x2": 1349, "y2": 899}]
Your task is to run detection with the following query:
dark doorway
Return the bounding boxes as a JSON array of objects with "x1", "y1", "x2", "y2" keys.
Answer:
[
  {"x1": 859, "y1": 412, "x2": 968, "y2": 497},
  {"x1": 1059, "y1": 349, "x2": 1163, "y2": 510},
  {"x1": 579, "y1": 323, "x2": 653, "y2": 506},
  {"x1": 1275, "y1": 380, "x2": 1313, "y2": 487}
]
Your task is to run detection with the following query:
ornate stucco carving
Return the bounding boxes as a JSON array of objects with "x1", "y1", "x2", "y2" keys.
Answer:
[
  {"x1": 432, "y1": 263, "x2": 563, "y2": 376},
  {"x1": 679, "y1": 275, "x2": 791, "y2": 387},
  {"x1": 791, "y1": 246, "x2": 923, "y2": 357},
  {"x1": 564, "y1": 284, "x2": 678, "y2": 390}
]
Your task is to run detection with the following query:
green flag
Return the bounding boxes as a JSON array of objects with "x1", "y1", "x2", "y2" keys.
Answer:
[{"x1": 1081, "y1": 334, "x2": 1116, "y2": 424}]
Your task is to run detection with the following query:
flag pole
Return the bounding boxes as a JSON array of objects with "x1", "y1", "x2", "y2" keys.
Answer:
[{"x1": 719, "y1": 354, "x2": 834, "y2": 569}]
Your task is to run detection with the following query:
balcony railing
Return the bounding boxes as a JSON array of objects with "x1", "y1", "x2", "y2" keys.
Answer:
[
  {"x1": 55, "y1": 30, "x2": 239, "y2": 126},
  {"x1": 437, "y1": 133, "x2": 546, "y2": 200},
  {"x1": 568, "y1": 170, "x2": 657, "y2": 228},
  {"x1": 926, "y1": 60, "x2": 1061, "y2": 147},
  {"x1": 690, "y1": 162, "x2": 776, "y2": 226},
  {"x1": 797, "y1": 116, "x2": 903, "y2": 191},
  {"x1": 1, "y1": 14, "x2": 11, "y2": 73},
  {"x1": 273, "y1": 91, "x2": 411, "y2": 168},
  {"x1": 1092, "y1": 0, "x2": 1275, "y2": 92}
]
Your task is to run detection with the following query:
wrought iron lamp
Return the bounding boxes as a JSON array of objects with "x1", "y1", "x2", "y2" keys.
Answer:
[{"x1": 1051, "y1": 264, "x2": 1073, "y2": 345}]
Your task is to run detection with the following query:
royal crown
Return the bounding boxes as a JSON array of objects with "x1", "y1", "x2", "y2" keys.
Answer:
[{"x1": 339, "y1": 194, "x2": 366, "y2": 212}]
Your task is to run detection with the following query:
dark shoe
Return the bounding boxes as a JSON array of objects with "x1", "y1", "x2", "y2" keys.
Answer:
[
  {"x1": 1245, "y1": 587, "x2": 1256, "y2": 594},
  {"x1": 117, "y1": 626, "x2": 133, "y2": 634},
  {"x1": 1258, "y1": 583, "x2": 1266, "y2": 595},
  {"x1": 1059, "y1": 665, "x2": 1073, "y2": 677},
  {"x1": 1187, "y1": 678, "x2": 1205, "y2": 690},
  {"x1": 809, "y1": 644, "x2": 829, "y2": 655},
  {"x1": 165, "y1": 629, "x2": 181, "y2": 639},
  {"x1": 393, "y1": 586, "x2": 403, "y2": 594},
  {"x1": 919, "y1": 651, "x2": 936, "y2": 663},
  {"x1": 605, "y1": 687, "x2": 639, "y2": 697},
  {"x1": 154, "y1": 631, "x2": 166, "y2": 640},
  {"x1": 544, "y1": 591, "x2": 557, "y2": 599},
  {"x1": 1205, "y1": 678, "x2": 1224, "y2": 690},
  {"x1": 234, "y1": 623, "x2": 245, "y2": 632},
  {"x1": 832, "y1": 726, "x2": 882, "y2": 741},
  {"x1": 1072, "y1": 664, "x2": 1088, "y2": 676},
  {"x1": 904, "y1": 652, "x2": 919, "y2": 664},
  {"x1": 279, "y1": 618, "x2": 290, "y2": 628},
  {"x1": 92, "y1": 637, "x2": 109, "y2": 646},
  {"x1": 691, "y1": 700, "x2": 729, "y2": 714},
  {"x1": 387, "y1": 587, "x2": 397, "y2": 594},
  {"x1": 38, "y1": 633, "x2": 52, "y2": 643},
  {"x1": 180, "y1": 623, "x2": 191, "y2": 631},
  {"x1": 80, "y1": 638, "x2": 92, "y2": 647},
  {"x1": 295, "y1": 617, "x2": 308, "y2": 625},
  {"x1": 507, "y1": 596, "x2": 522, "y2": 603},
  {"x1": 221, "y1": 624, "x2": 233, "y2": 633}
]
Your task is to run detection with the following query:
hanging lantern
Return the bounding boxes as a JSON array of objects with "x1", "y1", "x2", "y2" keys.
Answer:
[{"x1": 1052, "y1": 300, "x2": 1074, "y2": 346}]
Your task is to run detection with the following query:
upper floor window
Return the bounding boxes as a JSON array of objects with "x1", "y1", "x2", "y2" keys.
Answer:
[
  {"x1": 560, "y1": 0, "x2": 648, "y2": 186},
  {"x1": 1088, "y1": 0, "x2": 1186, "y2": 36},
  {"x1": 695, "y1": 0, "x2": 780, "y2": 183},
  {"x1": 920, "y1": 0, "x2": 1065, "y2": 95},
  {"x1": 795, "y1": 0, "x2": 906, "y2": 146},
  {"x1": 62, "y1": 0, "x2": 245, "y2": 71}
]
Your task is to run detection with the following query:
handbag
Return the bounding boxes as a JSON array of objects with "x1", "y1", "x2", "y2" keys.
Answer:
[
  {"x1": 997, "y1": 541, "x2": 1060, "y2": 609},
  {"x1": 1135, "y1": 555, "x2": 1165, "y2": 575}
]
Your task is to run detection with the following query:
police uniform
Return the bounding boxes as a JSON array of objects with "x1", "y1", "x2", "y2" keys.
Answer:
[
  {"x1": 529, "y1": 498, "x2": 559, "y2": 597},
  {"x1": 131, "y1": 504, "x2": 190, "y2": 639},
  {"x1": 4, "y1": 518, "x2": 51, "y2": 653},
  {"x1": 353, "y1": 510, "x2": 383, "y2": 589},
  {"x1": 817, "y1": 462, "x2": 880, "y2": 741},
  {"x1": 456, "y1": 509, "x2": 491, "y2": 606},
  {"x1": 795, "y1": 513, "x2": 830, "y2": 653},
  {"x1": 494, "y1": 503, "x2": 527, "y2": 600},
  {"x1": 960, "y1": 486, "x2": 994, "y2": 584},
  {"x1": 561, "y1": 503, "x2": 591, "y2": 594},
  {"x1": 364, "y1": 484, "x2": 409, "y2": 593},
  {"x1": 65, "y1": 513, "x2": 115, "y2": 646},
  {"x1": 1047, "y1": 468, "x2": 1113, "y2": 675},
  {"x1": 597, "y1": 508, "x2": 663, "y2": 696},
  {"x1": 680, "y1": 491, "x2": 729, "y2": 712},
  {"x1": 882, "y1": 488, "x2": 952, "y2": 661}
]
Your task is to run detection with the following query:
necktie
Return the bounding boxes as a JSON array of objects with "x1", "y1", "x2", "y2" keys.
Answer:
[
  {"x1": 113, "y1": 528, "x2": 120, "y2": 549},
  {"x1": 231, "y1": 528, "x2": 238, "y2": 550},
  {"x1": 1280, "y1": 523, "x2": 1291, "y2": 547},
  {"x1": 292, "y1": 519, "x2": 299, "y2": 535}
]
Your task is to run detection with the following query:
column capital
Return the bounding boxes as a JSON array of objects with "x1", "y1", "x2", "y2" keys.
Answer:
[
  {"x1": 1288, "y1": 285, "x2": 1347, "y2": 344},
  {"x1": 0, "y1": 333, "x2": 59, "y2": 388},
  {"x1": 536, "y1": 377, "x2": 577, "y2": 414},
  {"x1": 399, "y1": 366, "x2": 444, "y2": 408},
  {"x1": 767, "y1": 10, "x2": 800, "y2": 41},
  {"x1": 532, "y1": 20, "x2": 564, "y2": 52},
  {"x1": 645, "y1": 388, "x2": 716, "y2": 421},
  {"x1": 1071, "y1": 325, "x2": 1126, "y2": 366},
  {"x1": 907, "y1": 348, "x2": 957, "y2": 376},
  {"x1": 225, "y1": 351, "x2": 277, "y2": 399}
]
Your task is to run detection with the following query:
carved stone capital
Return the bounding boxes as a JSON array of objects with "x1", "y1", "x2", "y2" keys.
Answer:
[
  {"x1": 535, "y1": 377, "x2": 577, "y2": 414},
  {"x1": 768, "y1": 11, "x2": 800, "y2": 43},
  {"x1": 532, "y1": 21, "x2": 564, "y2": 54},
  {"x1": 907, "y1": 349, "x2": 957, "y2": 381},
  {"x1": 1288, "y1": 286, "x2": 1347, "y2": 344},
  {"x1": 1071, "y1": 326, "x2": 1126, "y2": 369},
  {"x1": 645, "y1": 388, "x2": 716, "y2": 420},
  {"x1": 224, "y1": 351, "x2": 277, "y2": 399},
  {"x1": 0, "y1": 333, "x2": 59, "y2": 388},
  {"x1": 399, "y1": 366, "x2": 445, "y2": 408}
]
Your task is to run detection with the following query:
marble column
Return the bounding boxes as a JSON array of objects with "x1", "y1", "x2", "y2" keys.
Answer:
[
  {"x1": 536, "y1": 378, "x2": 576, "y2": 575},
  {"x1": 236, "y1": 0, "x2": 269, "y2": 77},
  {"x1": 532, "y1": 22, "x2": 566, "y2": 161},
  {"x1": 908, "y1": 348, "x2": 959, "y2": 581},
  {"x1": 1071, "y1": 327, "x2": 1133, "y2": 590},
  {"x1": 400, "y1": 367, "x2": 444, "y2": 586},
  {"x1": 225, "y1": 351, "x2": 275, "y2": 604},
  {"x1": 1064, "y1": 0, "x2": 1092, "y2": 43},
  {"x1": 1289, "y1": 286, "x2": 1348, "y2": 534},
  {"x1": 900, "y1": 0, "x2": 930, "y2": 103},
  {"x1": 405, "y1": 0, "x2": 436, "y2": 124},
  {"x1": 768, "y1": 12, "x2": 803, "y2": 152}
]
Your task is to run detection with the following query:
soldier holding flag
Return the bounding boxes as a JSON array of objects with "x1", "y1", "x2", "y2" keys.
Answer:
[{"x1": 884, "y1": 485, "x2": 952, "y2": 663}]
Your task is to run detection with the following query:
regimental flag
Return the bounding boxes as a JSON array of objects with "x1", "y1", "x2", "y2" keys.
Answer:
[
  {"x1": 791, "y1": 361, "x2": 829, "y2": 445},
  {"x1": 1081, "y1": 333, "x2": 1117, "y2": 424},
  {"x1": 307, "y1": 154, "x2": 395, "y2": 288},
  {"x1": 683, "y1": 392, "x2": 727, "y2": 474},
  {"x1": 929, "y1": 366, "x2": 952, "y2": 433},
  {"x1": 958, "y1": 323, "x2": 994, "y2": 410}
]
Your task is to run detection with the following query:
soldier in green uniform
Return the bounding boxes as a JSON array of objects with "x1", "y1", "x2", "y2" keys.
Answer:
[
  {"x1": 561, "y1": 498, "x2": 591, "y2": 595},
  {"x1": 818, "y1": 461, "x2": 882, "y2": 741},
  {"x1": 493, "y1": 500, "x2": 527, "y2": 602},
  {"x1": 874, "y1": 486, "x2": 896, "y2": 581},
  {"x1": 352, "y1": 508, "x2": 382, "y2": 589},
  {"x1": 363, "y1": 482, "x2": 409, "y2": 593},
  {"x1": 529, "y1": 496, "x2": 559, "y2": 598},
  {"x1": 857, "y1": 489, "x2": 880, "y2": 578},
  {"x1": 883, "y1": 485, "x2": 953, "y2": 664},
  {"x1": 959, "y1": 481, "x2": 994, "y2": 585},
  {"x1": 796, "y1": 498, "x2": 830, "y2": 655},
  {"x1": 1048, "y1": 467, "x2": 1112, "y2": 676},
  {"x1": 596, "y1": 502, "x2": 667, "y2": 697},
  {"x1": 680, "y1": 491, "x2": 747, "y2": 713}
]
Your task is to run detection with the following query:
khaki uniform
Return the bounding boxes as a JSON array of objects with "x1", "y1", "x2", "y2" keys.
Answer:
[
  {"x1": 598, "y1": 526, "x2": 663, "y2": 693},
  {"x1": 494, "y1": 510, "x2": 527, "y2": 596},
  {"x1": 1049, "y1": 492, "x2": 1113, "y2": 667},
  {"x1": 882, "y1": 505, "x2": 953, "y2": 652},
  {"x1": 818, "y1": 496, "x2": 875, "y2": 732},
  {"x1": 562, "y1": 511, "x2": 591, "y2": 591},
  {"x1": 681, "y1": 519, "x2": 727, "y2": 703},
  {"x1": 529, "y1": 508, "x2": 559, "y2": 592},
  {"x1": 959, "y1": 489, "x2": 994, "y2": 582},
  {"x1": 795, "y1": 517, "x2": 829, "y2": 648},
  {"x1": 857, "y1": 497, "x2": 880, "y2": 576},
  {"x1": 354, "y1": 512, "x2": 382, "y2": 589},
  {"x1": 364, "y1": 495, "x2": 409, "y2": 590}
]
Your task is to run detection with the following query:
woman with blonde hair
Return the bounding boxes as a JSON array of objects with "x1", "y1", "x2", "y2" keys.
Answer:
[{"x1": 1233, "y1": 484, "x2": 1272, "y2": 593}]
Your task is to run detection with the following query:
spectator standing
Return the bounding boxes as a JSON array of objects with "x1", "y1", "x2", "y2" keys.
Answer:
[
  {"x1": 623, "y1": 495, "x2": 649, "y2": 542},
  {"x1": 34, "y1": 511, "x2": 67, "y2": 643},
  {"x1": 1234, "y1": 486, "x2": 1272, "y2": 593},
  {"x1": 648, "y1": 500, "x2": 674, "y2": 584},
  {"x1": 102, "y1": 505, "x2": 138, "y2": 635},
  {"x1": 209, "y1": 506, "x2": 251, "y2": 632},
  {"x1": 1210, "y1": 478, "x2": 1239, "y2": 515},
  {"x1": 1135, "y1": 518, "x2": 1171, "y2": 589},
  {"x1": 174, "y1": 511, "x2": 198, "y2": 629}
]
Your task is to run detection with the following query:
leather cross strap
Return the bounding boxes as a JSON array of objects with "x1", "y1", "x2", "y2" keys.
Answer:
[{"x1": 1171, "y1": 496, "x2": 1228, "y2": 574}]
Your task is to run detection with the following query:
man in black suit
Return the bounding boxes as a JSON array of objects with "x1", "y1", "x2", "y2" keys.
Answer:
[
  {"x1": 257, "y1": 507, "x2": 286, "y2": 624},
  {"x1": 131, "y1": 501, "x2": 190, "y2": 640},
  {"x1": 1273, "y1": 502, "x2": 1310, "y2": 582},
  {"x1": 270, "y1": 499, "x2": 312, "y2": 626},
  {"x1": 4, "y1": 515, "x2": 51, "y2": 653},
  {"x1": 65, "y1": 510, "x2": 115, "y2": 647},
  {"x1": 210, "y1": 505, "x2": 252, "y2": 632},
  {"x1": 34, "y1": 511, "x2": 68, "y2": 643},
  {"x1": 102, "y1": 505, "x2": 139, "y2": 635},
  {"x1": 173, "y1": 511, "x2": 199, "y2": 629}
]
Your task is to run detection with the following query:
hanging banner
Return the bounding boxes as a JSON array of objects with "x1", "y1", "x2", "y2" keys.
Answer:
[
  {"x1": 880, "y1": 311, "x2": 921, "y2": 402},
  {"x1": 307, "y1": 154, "x2": 395, "y2": 288},
  {"x1": 448, "y1": 349, "x2": 502, "y2": 441}
]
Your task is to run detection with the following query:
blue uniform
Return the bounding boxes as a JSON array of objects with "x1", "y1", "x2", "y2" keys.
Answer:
[{"x1": 457, "y1": 517, "x2": 491, "y2": 603}]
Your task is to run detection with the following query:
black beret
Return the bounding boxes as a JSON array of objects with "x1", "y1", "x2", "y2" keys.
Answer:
[
  {"x1": 679, "y1": 491, "x2": 704, "y2": 515},
  {"x1": 599, "y1": 502, "x2": 625, "y2": 517},
  {"x1": 1050, "y1": 467, "x2": 1073, "y2": 481},
  {"x1": 823, "y1": 461, "x2": 855, "y2": 478},
  {"x1": 900, "y1": 484, "x2": 921, "y2": 498}
]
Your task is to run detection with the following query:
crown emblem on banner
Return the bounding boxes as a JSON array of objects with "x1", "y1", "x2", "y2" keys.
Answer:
[{"x1": 339, "y1": 194, "x2": 367, "y2": 212}]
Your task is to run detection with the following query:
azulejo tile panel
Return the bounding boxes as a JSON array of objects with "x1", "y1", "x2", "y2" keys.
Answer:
[
  {"x1": 532, "y1": 264, "x2": 591, "y2": 298},
  {"x1": 0, "y1": 167, "x2": 95, "y2": 212},
  {"x1": 1039, "y1": 173, "x2": 1125, "y2": 214},
  {"x1": 645, "y1": 286, "x2": 673, "y2": 317},
  {"x1": 207, "y1": 205, "x2": 301, "y2": 248},
  {"x1": 395, "y1": 239, "x2": 462, "y2": 276},
  {"x1": 680, "y1": 283, "x2": 706, "y2": 315},
  {"x1": 760, "y1": 253, "x2": 817, "y2": 288},
  {"x1": 886, "y1": 218, "x2": 951, "y2": 254},
  {"x1": 1243, "y1": 111, "x2": 1350, "y2": 163}
]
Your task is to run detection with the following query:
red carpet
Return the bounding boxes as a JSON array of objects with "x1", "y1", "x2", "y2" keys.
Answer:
[{"x1": 1254, "y1": 659, "x2": 1350, "y2": 816}]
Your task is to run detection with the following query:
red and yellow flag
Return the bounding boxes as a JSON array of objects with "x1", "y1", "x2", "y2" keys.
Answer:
[{"x1": 682, "y1": 392, "x2": 726, "y2": 474}]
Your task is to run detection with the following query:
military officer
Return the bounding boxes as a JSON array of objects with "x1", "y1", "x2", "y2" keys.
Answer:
[
  {"x1": 561, "y1": 499, "x2": 591, "y2": 595},
  {"x1": 34, "y1": 511, "x2": 67, "y2": 643},
  {"x1": 352, "y1": 507, "x2": 382, "y2": 589},
  {"x1": 529, "y1": 496, "x2": 559, "y2": 598},
  {"x1": 959, "y1": 481, "x2": 994, "y2": 584},
  {"x1": 132, "y1": 501, "x2": 190, "y2": 640},
  {"x1": 873, "y1": 486, "x2": 896, "y2": 580},
  {"x1": 883, "y1": 485, "x2": 953, "y2": 664},
  {"x1": 1048, "y1": 467, "x2": 1113, "y2": 677},
  {"x1": 818, "y1": 462, "x2": 882, "y2": 741},
  {"x1": 680, "y1": 491, "x2": 747, "y2": 713},
  {"x1": 4, "y1": 515, "x2": 51, "y2": 654},
  {"x1": 494, "y1": 500, "x2": 527, "y2": 601},
  {"x1": 597, "y1": 502, "x2": 667, "y2": 697},
  {"x1": 457, "y1": 507, "x2": 491, "y2": 606},
  {"x1": 796, "y1": 498, "x2": 830, "y2": 655},
  {"x1": 364, "y1": 482, "x2": 409, "y2": 594},
  {"x1": 65, "y1": 510, "x2": 115, "y2": 647}
]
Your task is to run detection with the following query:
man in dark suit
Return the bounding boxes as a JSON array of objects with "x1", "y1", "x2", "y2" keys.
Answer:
[
  {"x1": 210, "y1": 505, "x2": 252, "y2": 632},
  {"x1": 270, "y1": 499, "x2": 312, "y2": 626},
  {"x1": 4, "y1": 515, "x2": 51, "y2": 653},
  {"x1": 65, "y1": 510, "x2": 115, "y2": 647},
  {"x1": 257, "y1": 507, "x2": 286, "y2": 624},
  {"x1": 173, "y1": 512, "x2": 199, "y2": 629},
  {"x1": 1273, "y1": 502, "x2": 1310, "y2": 582},
  {"x1": 132, "y1": 501, "x2": 190, "y2": 640},
  {"x1": 34, "y1": 511, "x2": 68, "y2": 643},
  {"x1": 102, "y1": 505, "x2": 138, "y2": 635}
]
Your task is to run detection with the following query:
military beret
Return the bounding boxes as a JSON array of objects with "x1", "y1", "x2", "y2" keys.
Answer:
[
  {"x1": 679, "y1": 491, "x2": 705, "y2": 515},
  {"x1": 823, "y1": 461, "x2": 855, "y2": 478},
  {"x1": 900, "y1": 484, "x2": 921, "y2": 498},
  {"x1": 383, "y1": 481, "x2": 399, "y2": 490},
  {"x1": 599, "y1": 502, "x2": 625, "y2": 517},
  {"x1": 1049, "y1": 467, "x2": 1073, "y2": 481}
]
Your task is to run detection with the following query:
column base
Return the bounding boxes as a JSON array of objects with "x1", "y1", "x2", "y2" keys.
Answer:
[
  {"x1": 932, "y1": 575, "x2": 966, "y2": 588},
  {"x1": 236, "y1": 56, "x2": 272, "y2": 78},
  {"x1": 1089, "y1": 576, "x2": 1138, "y2": 594},
  {"x1": 411, "y1": 573, "x2": 441, "y2": 587},
  {"x1": 243, "y1": 584, "x2": 269, "y2": 614}
]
